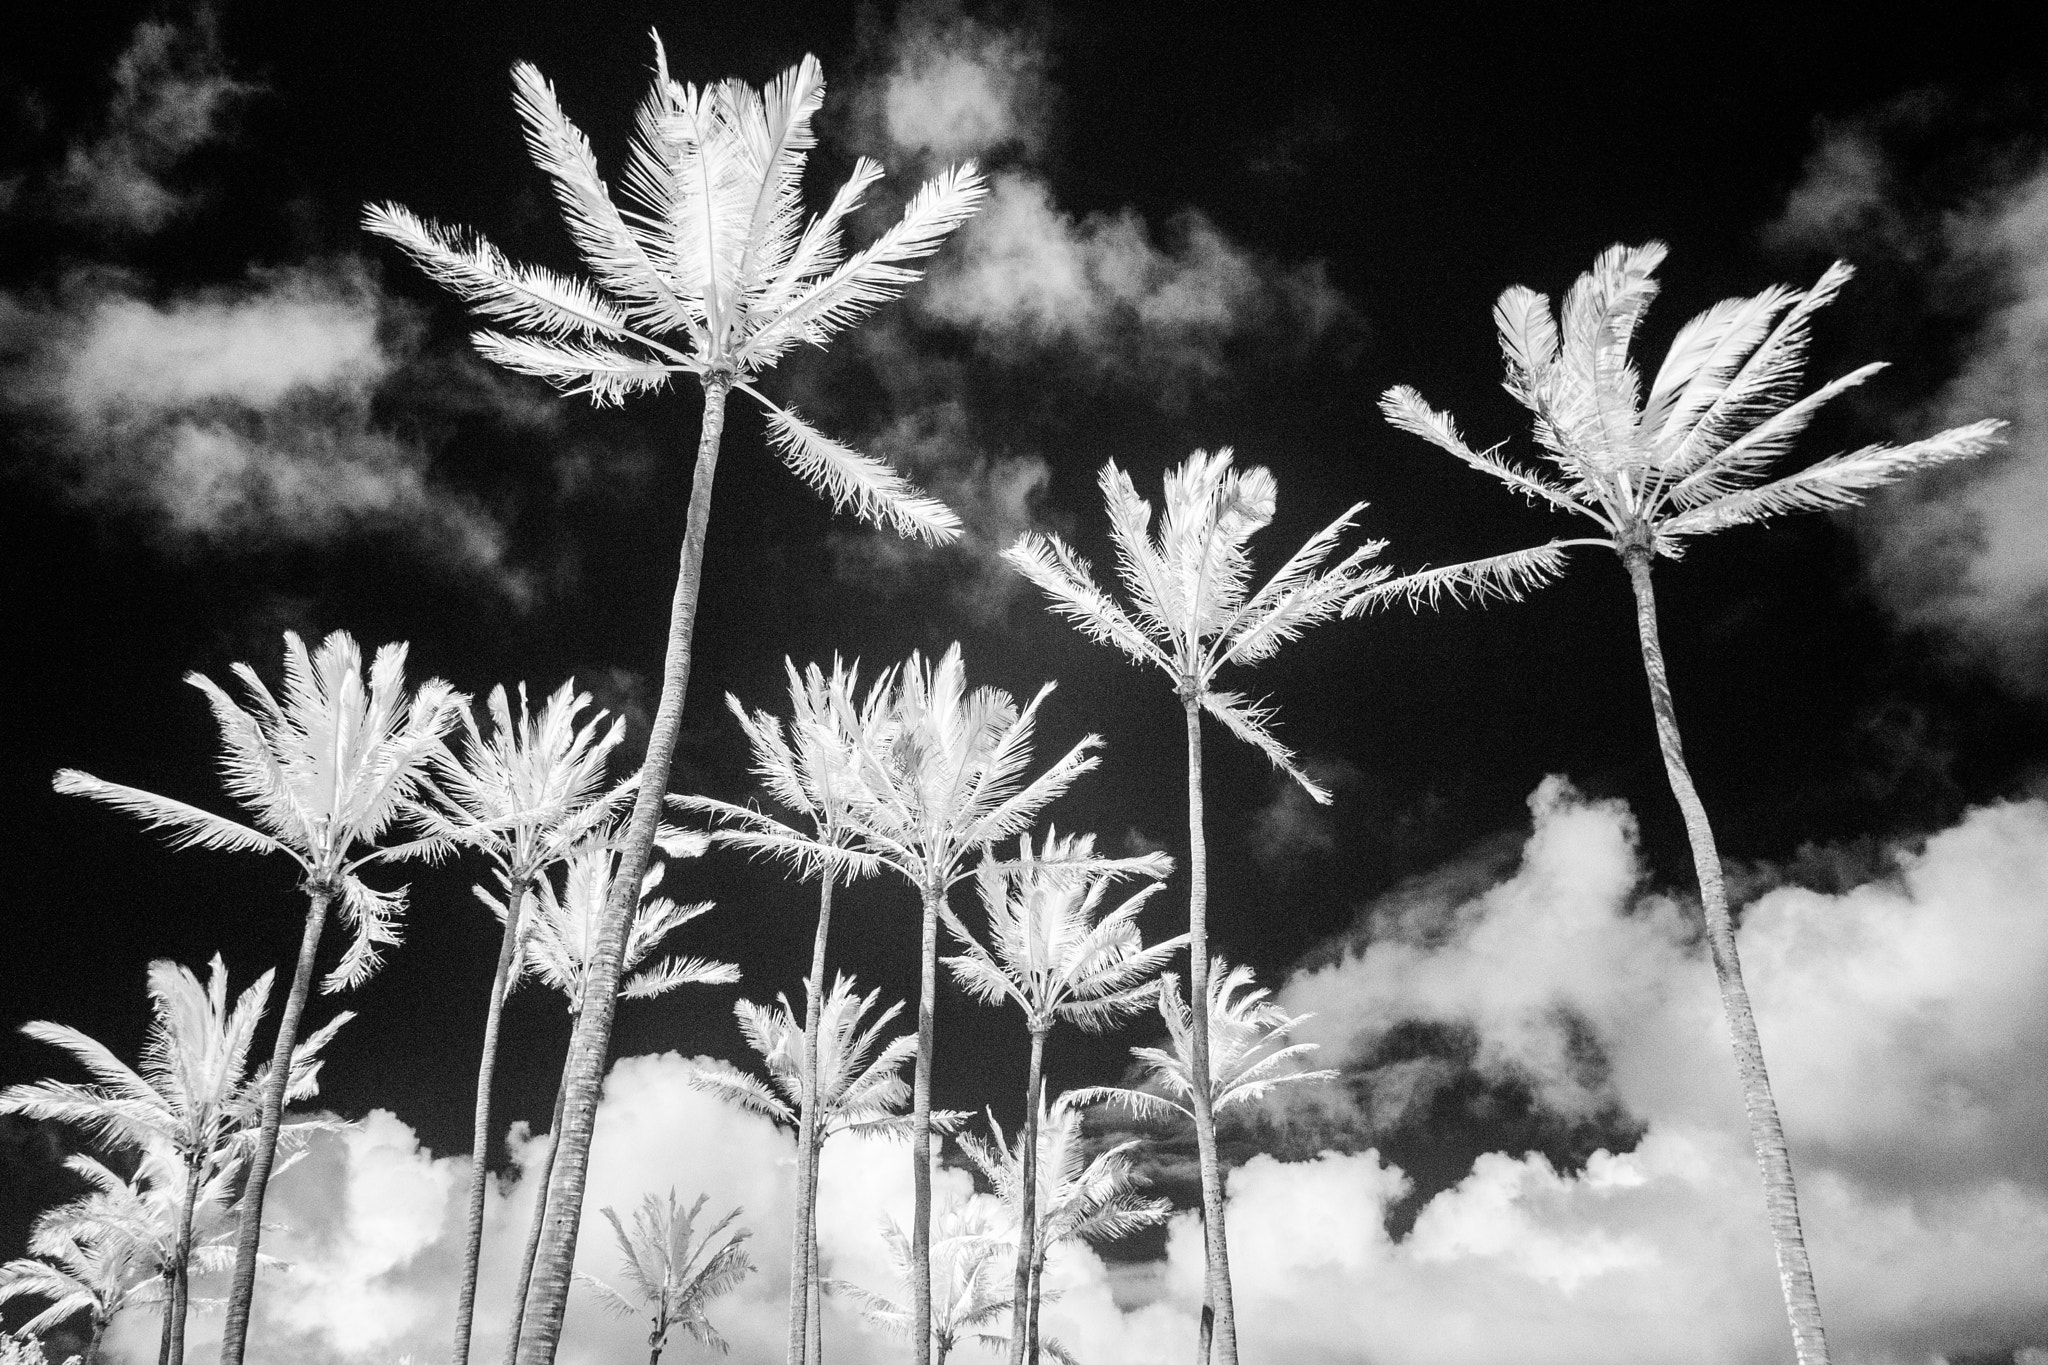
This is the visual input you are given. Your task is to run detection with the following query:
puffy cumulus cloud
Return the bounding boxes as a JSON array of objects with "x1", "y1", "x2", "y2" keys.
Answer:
[
  {"x1": 869, "y1": 0, "x2": 1054, "y2": 164},
  {"x1": 1, "y1": 261, "x2": 538, "y2": 600}
]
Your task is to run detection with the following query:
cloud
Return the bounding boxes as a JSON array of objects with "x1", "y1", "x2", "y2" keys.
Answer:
[
  {"x1": 870, "y1": 0, "x2": 1054, "y2": 163},
  {"x1": 1765, "y1": 102, "x2": 2048, "y2": 689}
]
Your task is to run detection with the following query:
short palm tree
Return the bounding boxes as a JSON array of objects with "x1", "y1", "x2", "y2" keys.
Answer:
[
  {"x1": 687, "y1": 974, "x2": 965, "y2": 1365},
  {"x1": 672, "y1": 657, "x2": 896, "y2": 1365},
  {"x1": 0, "y1": 1158, "x2": 166, "y2": 1365},
  {"x1": 830, "y1": 1202, "x2": 1012, "y2": 1365},
  {"x1": 943, "y1": 831, "x2": 1179, "y2": 1365},
  {"x1": 1005, "y1": 451, "x2": 1555, "y2": 1364},
  {"x1": 366, "y1": 47, "x2": 983, "y2": 1360},
  {"x1": 1, "y1": 955, "x2": 347, "y2": 1365},
  {"x1": 50, "y1": 627, "x2": 457, "y2": 1365},
  {"x1": 576, "y1": 1191, "x2": 754, "y2": 1365},
  {"x1": 498, "y1": 827, "x2": 740, "y2": 1365},
  {"x1": 960, "y1": 1091, "x2": 1170, "y2": 1365},
  {"x1": 1378, "y1": 242, "x2": 2006, "y2": 1365},
  {"x1": 408, "y1": 681, "x2": 633, "y2": 1365}
]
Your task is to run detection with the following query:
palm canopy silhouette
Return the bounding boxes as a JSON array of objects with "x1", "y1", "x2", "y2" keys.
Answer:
[
  {"x1": 943, "y1": 829, "x2": 1180, "y2": 1365},
  {"x1": 575, "y1": 1191, "x2": 754, "y2": 1365},
  {"x1": 0, "y1": 1156, "x2": 172, "y2": 1362},
  {"x1": 1004, "y1": 450, "x2": 1551, "y2": 1365},
  {"x1": 1378, "y1": 242, "x2": 2007, "y2": 1365},
  {"x1": 959, "y1": 1090, "x2": 1170, "y2": 1365},
  {"x1": 0, "y1": 955, "x2": 346, "y2": 1365},
  {"x1": 408, "y1": 680, "x2": 634, "y2": 1365},
  {"x1": 368, "y1": 48, "x2": 983, "y2": 1357},
  {"x1": 49, "y1": 630, "x2": 459, "y2": 1365}
]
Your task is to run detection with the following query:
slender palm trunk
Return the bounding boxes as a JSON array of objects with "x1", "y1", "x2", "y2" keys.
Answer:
[
  {"x1": 911, "y1": 878, "x2": 943, "y2": 1365},
  {"x1": 453, "y1": 879, "x2": 529, "y2": 1365},
  {"x1": 806, "y1": 1209, "x2": 822, "y2": 1365},
  {"x1": 85, "y1": 1314, "x2": 108, "y2": 1365},
  {"x1": 517, "y1": 376, "x2": 733, "y2": 1365},
  {"x1": 504, "y1": 1029, "x2": 575, "y2": 1365},
  {"x1": 165, "y1": 1150, "x2": 202, "y2": 1365},
  {"x1": 790, "y1": 875, "x2": 835, "y2": 1365},
  {"x1": 159, "y1": 1289, "x2": 174, "y2": 1365},
  {"x1": 1027, "y1": 1245, "x2": 1047, "y2": 1365},
  {"x1": 1181, "y1": 697, "x2": 1235, "y2": 1365},
  {"x1": 1007, "y1": 1031, "x2": 1046, "y2": 1365},
  {"x1": 1622, "y1": 548, "x2": 1829, "y2": 1365},
  {"x1": 220, "y1": 884, "x2": 332, "y2": 1365}
]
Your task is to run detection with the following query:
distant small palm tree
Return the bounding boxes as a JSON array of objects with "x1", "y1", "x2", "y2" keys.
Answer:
[
  {"x1": 50, "y1": 630, "x2": 461, "y2": 1365},
  {"x1": 367, "y1": 47, "x2": 983, "y2": 1359},
  {"x1": 943, "y1": 832, "x2": 1179, "y2": 1365},
  {"x1": 1378, "y1": 242, "x2": 2005, "y2": 1365},
  {"x1": 830, "y1": 1201, "x2": 1014, "y2": 1365},
  {"x1": 960, "y1": 1091, "x2": 1169, "y2": 1365},
  {"x1": 2, "y1": 955, "x2": 349, "y2": 1365},
  {"x1": 499, "y1": 827, "x2": 740, "y2": 1365},
  {"x1": 688, "y1": 974, "x2": 966, "y2": 1365},
  {"x1": 408, "y1": 681, "x2": 632, "y2": 1365},
  {"x1": 577, "y1": 1191, "x2": 754, "y2": 1365},
  {"x1": 1005, "y1": 452, "x2": 1553, "y2": 1365}
]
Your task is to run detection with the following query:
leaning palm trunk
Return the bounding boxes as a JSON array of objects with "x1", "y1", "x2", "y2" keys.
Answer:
[
  {"x1": 453, "y1": 879, "x2": 531, "y2": 1365},
  {"x1": 220, "y1": 886, "x2": 331, "y2": 1359},
  {"x1": 1624, "y1": 548, "x2": 1826, "y2": 1361},
  {"x1": 517, "y1": 379, "x2": 731, "y2": 1365},
  {"x1": 165, "y1": 1153, "x2": 203, "y2": 1365},
  {"x1": 1008, "y1": 1037, "x2": 1045, "y2": 1365},
  {"x1": 790, "y1": 875, "x2": 834, "y2": 1365},
  {"x1": 503, "y1": 1060, "x2": 571, "y2": 1365},
  {"x1": 1181, "y1": 701, "x2": 1231, "y2": 1365}
]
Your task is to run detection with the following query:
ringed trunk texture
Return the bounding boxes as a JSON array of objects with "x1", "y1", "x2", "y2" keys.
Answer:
[
  {"x1": 453, "y1": 878, "x2": 528, "y2": 1365},
  {"x1": 1182, "y1": 698, "x2": 1236, "y2": 1365},
  {"x1": 220, "y1": 883, "x2": 333, "y2": 1365},
  {"x1": 1008, "y1": 1031, "x2": 1046, "y2": 1365},
  {"x1": 1622, "y1": 548, "x2": 1830, "y2": 1365},
  {"x1": 502, "y1": 1053, "x2": 572, "y2": 1365},
  {"x1": 165, "y1": 1151, "x2": 203, "y2": 1365},
  {"x1": 789, "y1": 875, "x2": 835, "y2": 1365},
  {"x1": 911, "y1": 879, "x2": 943, "y2": 1365},
  {"x1": 515, "y1": 376, "x2": 733, "y2": 1365}
]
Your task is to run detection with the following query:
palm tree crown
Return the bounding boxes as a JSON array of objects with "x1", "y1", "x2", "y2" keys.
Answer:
[
  {"x1": 576, "y1": 1192, "x2": 755, "y2": 1360},
  {"x1": 960, "y1": 1093, "x2": 1170, "y2": 1255},
  {"x1": 365, "y1": 43, "x2": 983, "y2": 543},
  {"x1": 832, "y1": 1202, "x2": 1012, "y2": 1365}
]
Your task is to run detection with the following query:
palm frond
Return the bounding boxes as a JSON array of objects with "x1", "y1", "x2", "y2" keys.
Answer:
[
  {"x1": 741, "y1": 385, "x2": 963, "y2": 544},
  {"x1": 51, "y1": 770, "x2": 284, "y2": 860},
  {"x1": 1199, "y1": 689, "x2": 1327, "y2": 803},
  {"x1": 1343, "y1": 541, "x2": 1574, "y2": 615}
]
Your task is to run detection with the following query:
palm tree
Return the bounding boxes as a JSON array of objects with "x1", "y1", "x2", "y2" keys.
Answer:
[
  {"x1": 408, "y1": 681, "x2": 633, "y2": 1365},
  {"x1": 829, "y1": 1201, "x2": 1012, "y2": 1365},
  {"x1": 959, "y1": 1091, "x2": 1170, "y2": 1365},
  {"x1": 672, "y1": 658, "x2": 896, "y2": 1365},
  {"x1": 0, "y1": 1158, "x2": 166, "y2": 1365},
  {"x1": 366, "y1": 48, "x2": 983, "y2": 1360},
  {"x1": 1005, "y1": 451, "x2": 1555, "y2": 1364},
  {"x1": 942, "y1": 831, "x2": 1179, "y2": 1365},
  {"x1": 499, "y1": 826, "x2": 740, "y2": 1365},
  {"x1": 1, "y1": 955, "x2": 348, "y2": 1365},
  {"x1": 52, "y1": 632, "x2": 460, "y2": 1365},
  {"x1": 576, "y1": 1192, "x2": 754, "y2": 1365},
  {"x1": 1377, "y1": 242, "x2": 2005, "y2": 1365}
]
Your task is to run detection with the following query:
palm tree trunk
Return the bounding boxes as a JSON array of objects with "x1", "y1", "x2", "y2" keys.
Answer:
[
  {"x1": 453, "y1": 878, "x2": 529, "y2": 1365},
  {"x1": 1027, "y1": 1241, "x2": 1047, "y2": 1365},
  {"x1": 220, "y1": 883, "x2": 332, "y2": 1365},
  {"x1": 1622, "y1": 548, "x2": 1830, "y2": 1365},
  {"x1": 1008, "y1": 1031, "x2": 1046, "y2": 1365},
  {"x1": 1181, "y1": 697, "x2": 1235, "y2": 1365},
  {"x1": 806, "y1": 1210, "x2": 822, "y2": 1365},
  {"x1": 84, "y1": 1313, "x2": 108, "y2": 1365},
  {"x1": 516, "y1": 375, "x2": 733, "y2": 1365},
  {"x1": 911, "y1": 878, "x2": 943, "y2": 1365},
  {"x1": 165, "y1": 1151, "x2": 203, "y2": 1365},
  {"x1": 790, "y1": 874, "x2": 835, "y2": 1365},
  {"x1": 503, "y1": 1026, "x2": 575, "y2": 1365}
]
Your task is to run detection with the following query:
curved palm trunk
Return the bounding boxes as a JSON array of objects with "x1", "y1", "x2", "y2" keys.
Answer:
[
  {"x1": 220, "y1": 884, "x2": 333, "y2": 1365},
  {"x1": 1007, "y1": 1031, "x2": 1046, "y2": 1365},
  {"x1": 165, "y1": 1151, "x2": 203, "y2": 1365},
  {"x1": 504, "y1": 1023, "x2": 575, "y2": 1365},
  {"x1": 453, "y1": 879, "x2": 529, "y2": 1365},
  {"x1": 1182, "y1": 698, "x2": 1235, "y2": 1365},
  {"x1": 790, "y1": 875, "x2": 835, "y2": 1365},
  {"x1": 1622, "y1": 549, "x2": 1830, "y2": 1365},
  {"x1": 911, "y1": 878, "x2": 943, "y2": 1365},
  {"x1": 516, "y1": 376, "x2": 733, "y2": 1365}
]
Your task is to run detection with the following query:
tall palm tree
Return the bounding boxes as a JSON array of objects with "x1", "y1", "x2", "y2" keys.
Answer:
[
  {"x1": 48, "y1": 630, "x2": 459, "y2": 1365},
  {"x1": 499, "y1": 827, "x2": 740, "y2": 1365},
  {"x1": 1378, "y1": 242, "x2": 2005, "y2": 1365},
  {"x1": 576, "y1": 1192, "x2": 754, "y2": 1365},
  {"x1": 942, "y1": 831, "x2": 1179, "y2": 1365},
  {"x1": 687, "y1": 974, "x2": 965, "y2": 1365},
  {"x1": 409, "y1": 681, "x2": 633, "y2": 1365},
  {"x1": 673, "y1": 658, "x2": 896, "y2": 1365},
  {"x1": 829, "y1": 1201, "x2": 1012, "y2": 1365},
  {"x1": 366, "y1": 48, "x2": 983, "y2": 1360},
  {"x1": 1004, "y1": 451, "x2": 1556, "y2": 1364},
  {"x1": 1, "y1": 956, "x2": 347, "y2": 1365},
  {"x1": 959, "y1": 1090, "x2": 1170, "y2": 1364}
]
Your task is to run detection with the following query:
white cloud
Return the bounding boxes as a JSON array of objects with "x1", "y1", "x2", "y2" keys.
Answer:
[{"x1": 875, "y1": 2, "x2": 1052, "y2": 163}]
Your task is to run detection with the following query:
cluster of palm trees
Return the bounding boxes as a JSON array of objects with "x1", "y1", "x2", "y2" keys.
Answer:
[{"x1": 6, "y1": 34, "x2": 2006, "y2": 1365}]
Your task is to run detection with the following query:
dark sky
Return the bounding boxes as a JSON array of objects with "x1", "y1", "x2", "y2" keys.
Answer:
[{"x1": 5, "y1": 2, "x2": 2046, "y2": 1360}]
